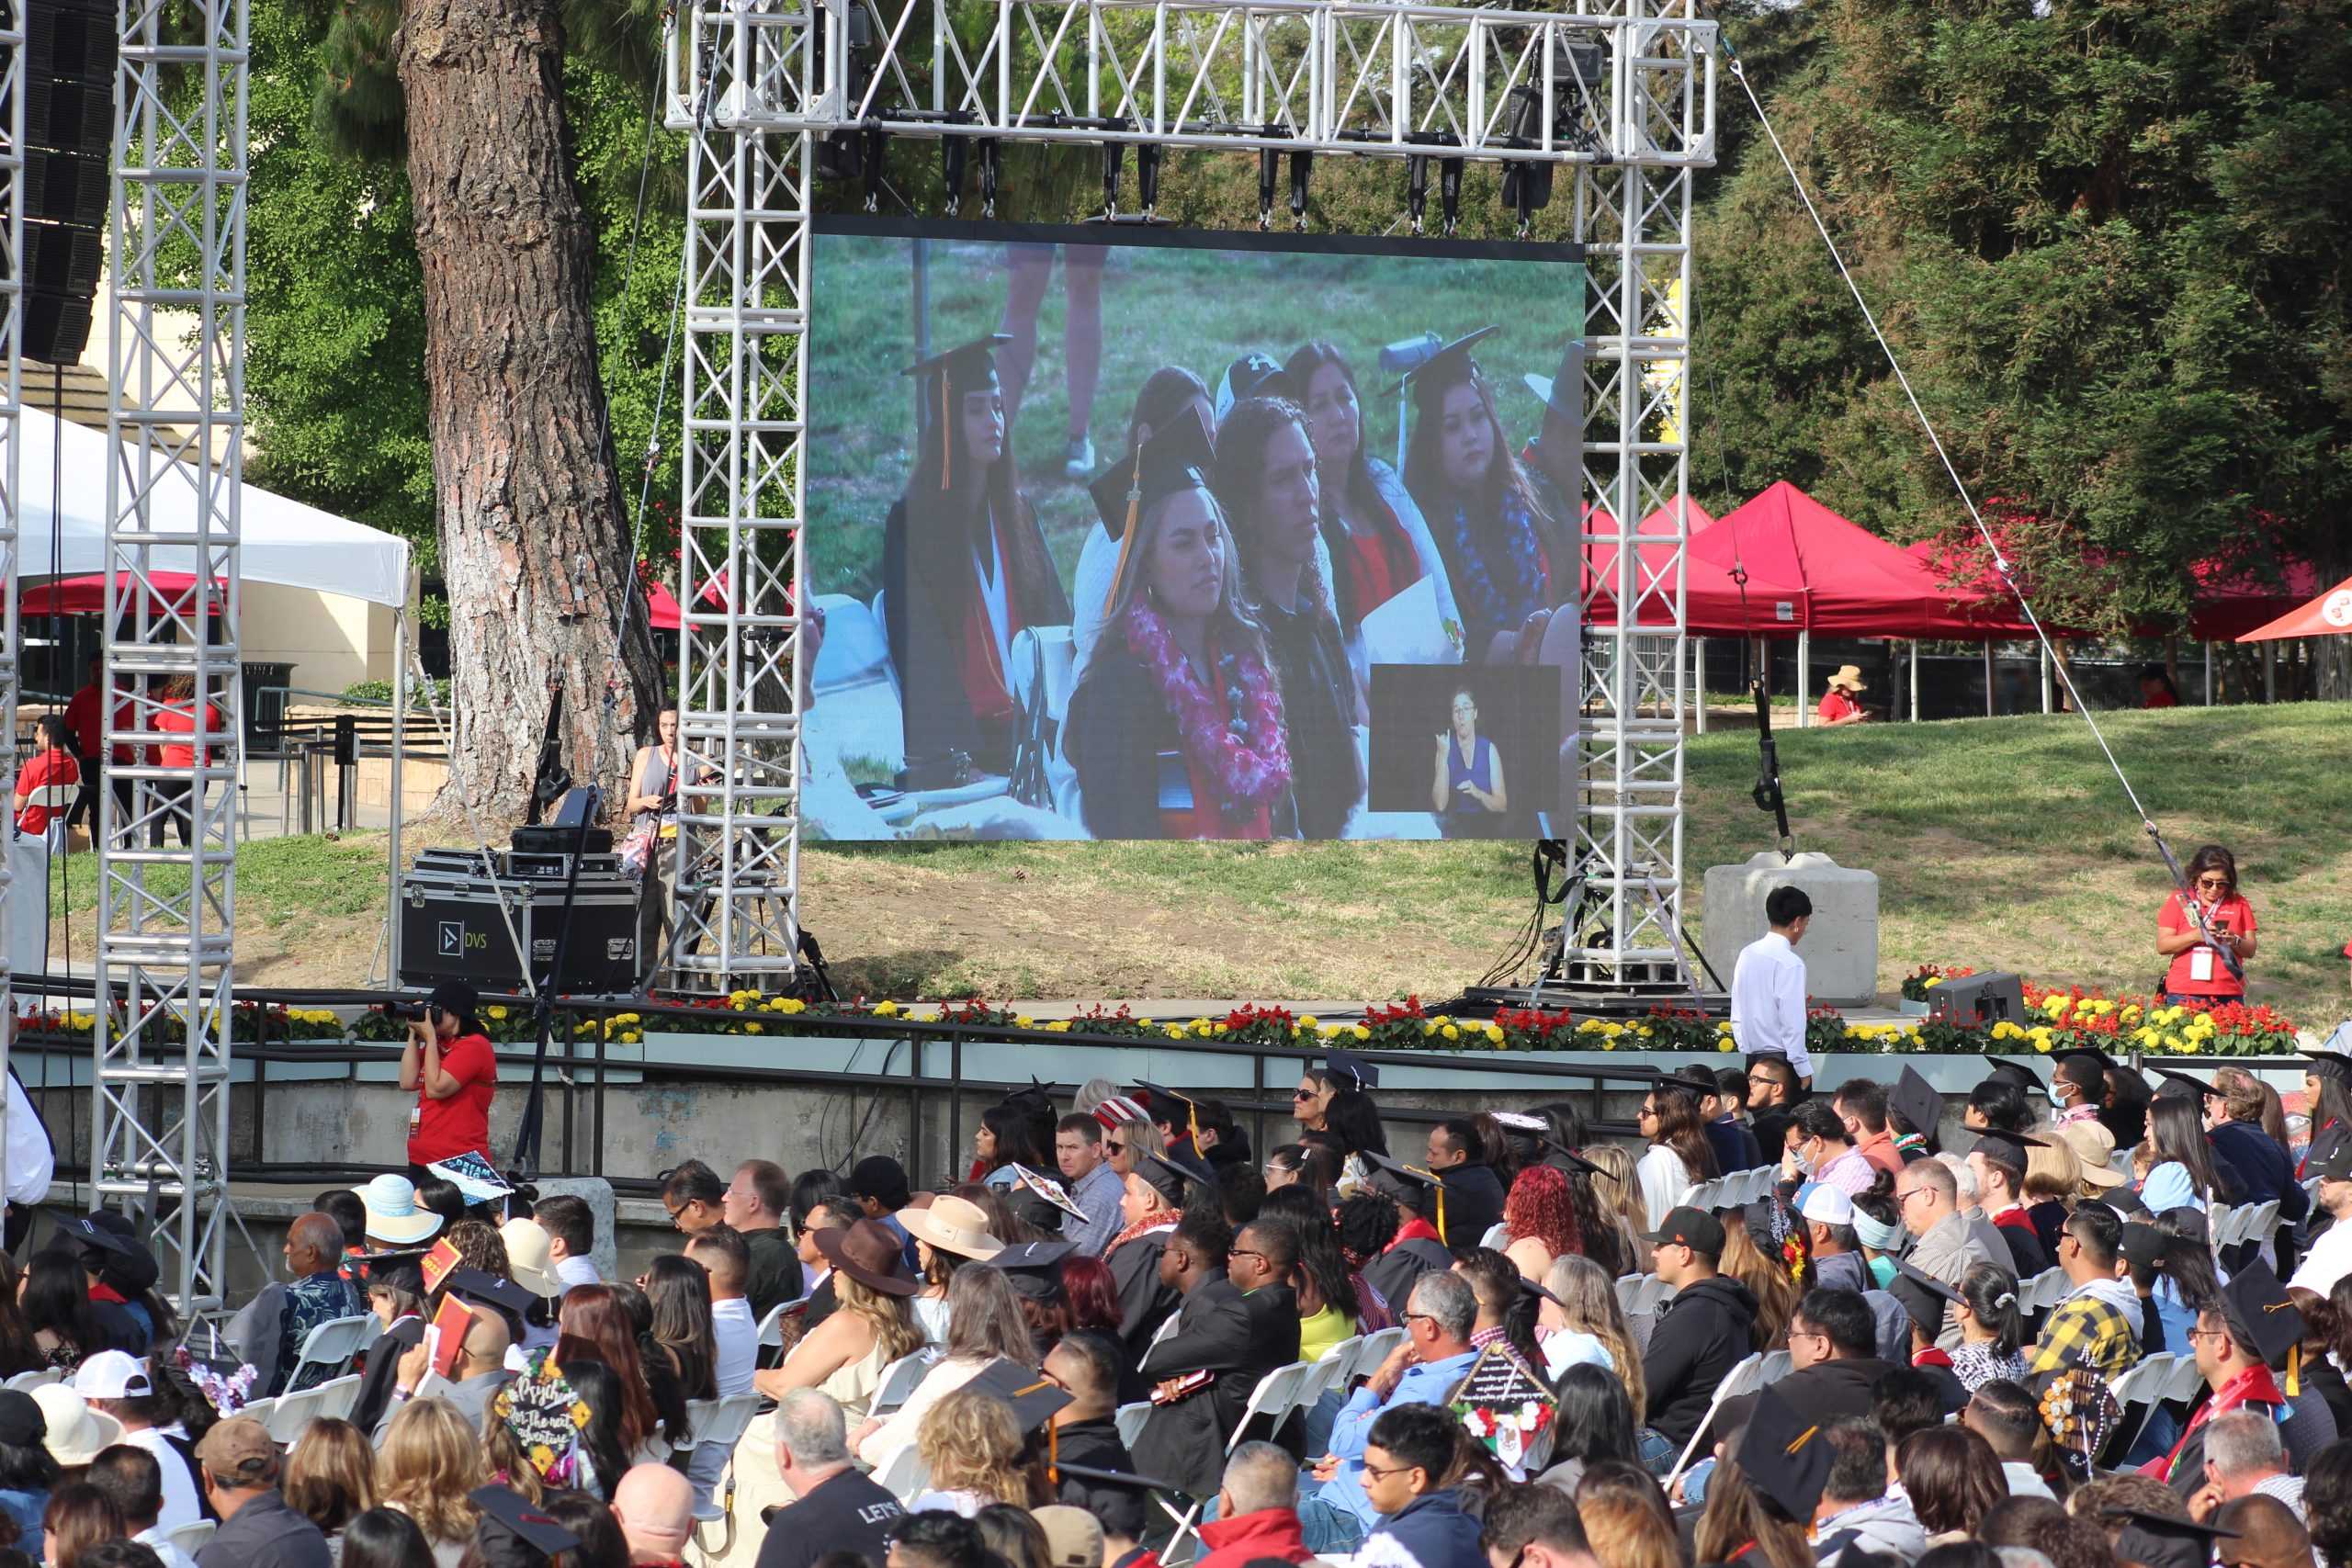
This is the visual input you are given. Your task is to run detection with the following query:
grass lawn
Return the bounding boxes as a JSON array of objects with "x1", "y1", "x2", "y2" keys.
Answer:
[{"x1": 32, "y1": 703, "x2": 2346, "y2": 1024}]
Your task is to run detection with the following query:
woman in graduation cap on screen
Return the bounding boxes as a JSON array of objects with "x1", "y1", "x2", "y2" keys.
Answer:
[
  {"x1": 1401, "y1": 327, "x2": 1572, "y2": 664},
  {"x1": 1063, "y1": 407, "x2": 1295, "y2": 840},
  {"x1": 882, "y1": 335, "x2": 1071, "y2": 780}
]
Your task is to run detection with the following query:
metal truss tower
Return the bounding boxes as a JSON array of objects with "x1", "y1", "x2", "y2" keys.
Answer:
[
  {"x1": 666, "y1": 0, "x2": 1713, "y2": 995},
  {"x1": 92, "y1": 0, "x2": 247, "y2": 1312},
  {"x1": 0, "y1": 0, "x2": 19, "y2": 1177}
]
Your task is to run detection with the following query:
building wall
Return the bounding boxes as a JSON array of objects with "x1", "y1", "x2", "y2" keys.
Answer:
[{"x1": 244, "y1": 583, "x2": 398, "y2": 694}]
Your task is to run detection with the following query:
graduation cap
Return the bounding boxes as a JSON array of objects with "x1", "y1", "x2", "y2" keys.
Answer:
[
  {"x1": 2299, "y1": 1050, "x2": 2352, "y2": 1085},
  {"x1": 967, "y1": 1356, "x2": 1074, "y2": 1434},
  {"x1": 1545, "y1": 1145, "x2": 1610, "y2": 1179},
  {"x1": 1970, "y1": 1128, "x2": 2047, "y2": 1174},
  {"x1": 907, "y1": 334, "x2": 1013, "y2": 492},
  {"x1": 1135, "y1": 1081, "x2": 1204, "y2": 1145},
  {"x1": 2099, "y1": 1506, "x2": 2238, "y2": 1568},
  {"x1": 1319, "y1": 1048, "x2": 1380, "y2": 1092},
  {"x1": 989, "y1": 1240, "x2": 1075, "y2": 1302},
  {"x1": 1054, "y1": 1462, "x2": 1179, "y2": 1540},
  {"x1": 1391, "y1": 325, "x2": 1500, "y2": 397},
  {"x1": 2150, "y1": 1066, "x2": 2220, "y2": 1100},
  {"x1": 2052, "y1": 1044, "x2": 2120, "y2": 1076},
  {"x1": 1655, "y1": 1066, "x2": 1720, "y2": 1100},
  {"x1": 55, "y1": 1214, "x2": 134, "y2": 1257},
  {"x1": 1490, "y1": 1111, "x2": 1547, "y2": 1137},
  {"x1": 469, "y1": 1484, "x2": 581, "y2": 1560},
  {"x1": 1363, "y1": 1153, "x2": 1464, "y2": 1242},
  {"x1": 1516, "y1": 1276, "x2": 1563, "y2": 1309},
  {"x1": 1008, "y1": 1165, "x2": 1089, "y2": 1222},
  {"x1": 1000, "y1": 1079, "x2": 1062, "y2": 1118},
  {"x1": 2218, "y1": 1260, "x2": 2307, "y2": 1388},
  {"x1": 1890, "y1": 1066, "x2": 1943, "y2": 1142},
  {"x1": 1977, "y1": 1056, "x2": 2043, "y2": 1095},
  {"x1": 1139, "y1": 1147, "x2": 1216, "y2": 1203},
  {"x1": 1887, "y1": 1258, "x2": 1962, "y2": 1339},
  {"x1": 1734, "y1": 1386, "x2": 1834, "y2": 1522},
  {"x1": 442, "y1": 1266, "x2": 537, "y2": 1323},
  {"x1": 1089, "y1": 403, "x2": 1217, "y2": 616}
]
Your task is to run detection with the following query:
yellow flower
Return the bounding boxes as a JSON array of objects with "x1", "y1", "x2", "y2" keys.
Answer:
[
  {"x1": 1635, "y1": 1025, "x2": 1654, "y2": 1039},
  {"x1": 1046, "y1": 1020, "x2": 1070, "y2": 1032},
  {"x1": 1016, "y1": 1015, "x2": 1035, "y2": 1029},
  {"x1": 2031, "y1": 1036, "x2": 2052, "y2": 1054},
  {"x1": 779, "y1": 998, "x2": 805, "y2": 1014},
  {"x1": 621, "y1": 1031, "x2": 641, "y2": 1043},
  {"x1": 1578, "y1": 1019, "x2": 1604, "y2": 1034},
  {"x1": 746, "y1": 1022, "x2": 763, "y2": 1034},
  {"x1": 1352, "y1": 1024, "x2": 1371, "y2": 1041},
  {"x1": 1319, "y1": 1022, "x2": 1342, "y2": 1038},
  {"x1": 1299, "y1": 1015, "x2": 1319, "y2": 1031},
  {"x1": 1423, "y1": 1021, "x2": 1439, "y2": 1036},
  {"x1": 1485, "y1": 1023, "x2": 1505, "y2": 1043},
  {"x1": 487, "y1": 1005, "x2": 508, "y2": 1021},
  {"x1": 1923, "y1": 975, "x2": 1943, "y2": 989},
  {"x1": 1442, "y1": 1024, "x2": 1460, "y2": 1041},
  {"x1": 1715, "y1": 1020, "x2": 1735, "y2": 1033},
  {"x1": 1718, "y1": 1039, "x2": 1736, "y2": 1053},
  {"x1": 874, "y1": 1000, "x2": 899, "y2": 1017},
  {"x1": 1193, "y1": 1022, "x2": 1212, "y2": 1037}
]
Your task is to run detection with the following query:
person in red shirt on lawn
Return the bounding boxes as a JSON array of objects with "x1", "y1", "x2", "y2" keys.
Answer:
[
  {"x1": 151, "y1": 673, "x2": 224, "y2": 848},
  {"x1": 13, "y1": 716, "x2": 81, "y2": 846},
  {"x1": 2158, "y1": 843, "x2": 2256, "y2": 1008},
  {"x1": 1815, "y1": 665, "x2": 1869, "y2": 726},
  {"x1": 400, "y1": 979, "x2": 499, "y2": 1184},
  {"x1": 62, "y1": 652, "x2": 105, "y2": 833}
]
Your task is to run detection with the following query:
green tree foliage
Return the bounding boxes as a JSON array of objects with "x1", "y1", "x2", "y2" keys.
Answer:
[
  {"x1": 1692, "y1": 0, "x2": 2352, "y2": 633},
  {"x1": 241, "y1": 0, "x2": 684, "y2": 575}
]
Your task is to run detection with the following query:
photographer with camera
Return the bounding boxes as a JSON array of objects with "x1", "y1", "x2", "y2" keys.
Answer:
[{"x1": 398, "y1": 980, "x2": 498, "y2": 1183}]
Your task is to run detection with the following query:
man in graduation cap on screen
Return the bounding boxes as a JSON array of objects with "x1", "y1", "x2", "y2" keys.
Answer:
[
  {"x1": 882, "y1": 334, "x2": 1071, "y2": 786},
  {"x1": 1064, "y1": 405, "x2": 1295, "y2": 841}
]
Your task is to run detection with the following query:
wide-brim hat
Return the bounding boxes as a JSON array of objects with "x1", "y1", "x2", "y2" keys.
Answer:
[
  {"x1": 497, "y1": 1217, "x2": 565, "y2": 1300},
  {"x1": 1828, "y1": 664, "x2": 1867, "y2": 693},
  {"x1": 355, "y1": 1173, "x2": 444, "y2": 1245},
  {"x1": 2055, "y1": 1122, "x2": 2125, "y2": 1189},
  {"x1": 815, "y1": 1217, "x2": 919, "y2": 1297},
  {"x1": 32, "y1": 1383, "x2": 123, "y2": 1465},
  {"x1": 899, "y1": 1194, "x2": 1006, "y2": 1261}
]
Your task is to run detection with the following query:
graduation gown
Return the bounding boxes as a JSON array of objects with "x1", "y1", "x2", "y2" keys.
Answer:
[
  {"x1": 1253, "y1": 594, "x2": 1361, "y2": 840},
  {"x1": 1131, "y1": 1276, "x2": 1300, "y2": 1498},
  {"x1": 882, "y1": 491, "x2": 1069, "y2": 779},
  {"x1": 1109, "y1": 1226, "x2": 1181, "y2": 1353},
  {"x1": 1362, "y1": 1236, "x2": 1453, "y2": 1319},
  {"x1": 1066, "y1": 639, "x2": 1296, "y2": 840},
  {"x1": 1430, "y1": 1162, "x2": 1506, "y2": 1248},
  {"x1": 348, "y1": 1314, "x2": 424, "y2": 1438}
]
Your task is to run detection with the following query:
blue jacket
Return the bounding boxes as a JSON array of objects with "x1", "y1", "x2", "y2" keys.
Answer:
[
  {"x1": 2211, "y1": 1119, "x2": 2309, "y2": 1223},
  {"x1": 1358, "y1": 1490, "x2": 1483, "y2": 1568}
]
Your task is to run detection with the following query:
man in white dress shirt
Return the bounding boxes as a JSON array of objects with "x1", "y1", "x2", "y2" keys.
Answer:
[{"x1": 1730, "y1": 886, "x2": 1814, "y2": 1087}]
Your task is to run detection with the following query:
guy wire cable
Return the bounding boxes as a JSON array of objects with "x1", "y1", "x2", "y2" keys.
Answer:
[{"x1": 1715, "y1": 32, "x2": 2230, "y2": 955}]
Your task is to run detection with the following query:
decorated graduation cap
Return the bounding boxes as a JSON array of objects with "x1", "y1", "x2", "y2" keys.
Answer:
[
  {"x1": 1054, "y1": 1461, "x2": 1178, "y2": 1540},
  {"x1": 1319, "y1": 1048, "x2": 1381, "y2": 1092},
  {"x1": 2099, "y1": 1507, "x2": 2239, "y2": 1568},
  {"x1": 2217, "y1": 1259, "x2": 2306, "y2": 1390},
  {"x1": 1734, "y1": 1386, "x2": 1835, "y2": 1521},
  {"x1": 1392, "y1": 324, "x2": 1500, "y2": 397},
  {"x1": 1008, "y1": 1165, "x2": 1089, "y2": 1223},
  {"x1": 1890, "y1": 1066, "x2": 1943, "y2": 1142},
  {"x1": 1446, "y1": 1340, "x2": 1557, "y2": 1471},
  {"x1": 2030, "y1": 1365, "x2": 2120, "y2": 1483},
  {"x1": 1089, "y1": 402, "x2": 1217, "y2": 617},
  {"x1": 906, "y1": 334, "x2": 1012, "y2": 492}
]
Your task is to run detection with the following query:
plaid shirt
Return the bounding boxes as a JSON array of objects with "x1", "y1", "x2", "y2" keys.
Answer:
[{"x1": 2028, "y1": 1290, "x2": 2142, "y2": 1381}]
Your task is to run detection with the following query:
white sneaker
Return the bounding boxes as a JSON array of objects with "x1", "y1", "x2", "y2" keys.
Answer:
[{"x1": 1062, "y1": 435, "x2": 1096, "y2": 479}]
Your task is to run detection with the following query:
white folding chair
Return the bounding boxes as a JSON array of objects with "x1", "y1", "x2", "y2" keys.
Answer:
[
  {"x1": 0, "y1": 1370, "x2": 58, "y2": 1393},
  {"x1": 287, "y1": 1314, "x2": 376, "y2": 1389},
  {"x1": 2107, "y1": 1353, "x2": 2176, "y2": 1454},
  {"x1": 1348, "y1": 1327, "x2": 1407, "y2": 1385},
  {"x1": 263, "y1": 1373, "x2": 363, "y2": 1446},
  {"x1": 158, "y1": 1522, "x2": 215, "y2": 1557},
  {"x1": 1677, "y1": 1179, "x2": 1724, "y2": 1213},
  {"x1": 876, "y1": 1444, "x2": 930, "y2": 1502},
  {"x1": 1296, "y1": 1338, "x2": 1360, "y2": 1411},
  {"x1": 1478, "y1": 1222, "x2": 1510, "y2": 1250},
  {"x1": 2209, "y1": 1204, "x2": 2245, "y2": 1247},
  {"x1": 235, "y1": 1396, "x2": 278, "y2": 1431},
  {"x1": 1614, "y1": 1275, "x2": 1646, "y2": 1315},
  {"x1": 2246, "y1": 1199, "x2": 2281, "y2": 1250},
  {"x1": 2018, "y1": 1269, "x2": 2062, "y2": 1313},
  {"x1": 1756, "y1": 1350, "x2": 1792, "y2": 1387},
  {"x1": 1160, "y1": 1361, "x2": 1314, "y2": 1561},
  {"x1": 1114, "y1": 1401, "x2": 1152, "y2": 1448},
  {"x1": 2162, "y1": 1353, "x2": 2209, "y2": 1404},
  {"x1": 868, "y1": 1350, "x2": 933, "y2": 1417},
  {"x1": 678, "y1": 1391, "x2": 764, "y2": 1522},
  {"x1": 1664, "y1": 1353, "x2": 1764, "y2": 1488}
]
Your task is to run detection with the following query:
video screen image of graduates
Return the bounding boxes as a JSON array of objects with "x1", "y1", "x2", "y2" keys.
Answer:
[{"x1": 803, "y1": 218, "x2": 1584, "y2": 843}]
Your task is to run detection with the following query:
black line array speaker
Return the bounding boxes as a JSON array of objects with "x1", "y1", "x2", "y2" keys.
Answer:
[{"x1": 9, "y1": 0, "x2": 116, "y2": 365}]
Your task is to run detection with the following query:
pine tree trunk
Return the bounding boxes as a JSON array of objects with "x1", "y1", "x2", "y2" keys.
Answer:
[{"x1": 397, "y1": 0, "x2": 662, "y2": 818}]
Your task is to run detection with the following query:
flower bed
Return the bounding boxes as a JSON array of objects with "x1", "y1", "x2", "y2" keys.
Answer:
[{"x1": 12, "y1": 984, "x2": 2302, "y2": 1060}]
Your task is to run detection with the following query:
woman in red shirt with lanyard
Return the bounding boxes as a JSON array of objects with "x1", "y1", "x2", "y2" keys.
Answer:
[
  {"x1": 2157, "y1": 843, "x2": 2256, "y2": 1008},
  {"x1": 400, "y1": 980, "x2": 498, "y2": 1184}
]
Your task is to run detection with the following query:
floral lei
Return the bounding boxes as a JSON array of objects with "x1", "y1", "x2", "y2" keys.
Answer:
[
  {"x1": 1444, "y1": 490, "x2": 1548, "y2": 643},
  {"x1": 1125, "y1": 603, "x2": 1290, "y2": 831}
]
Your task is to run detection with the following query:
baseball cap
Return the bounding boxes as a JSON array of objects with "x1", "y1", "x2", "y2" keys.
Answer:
[
  {"x1": 1797, "y1": 1186, "x2": 1855, "y2": 1228},
  {"x1": 1642, "y1": 1205, "x2": 1724, "y2": 1258},
  {"x1": 70, "y1": 1350, "x2": 153, "y2": 1401},
  {"x1": 2309, "y1": 1141, "x2": 2352, "y2": 1184},
  {"x1": 1033, "y1": 1506, "x2": 1104, "y2": 1568},
  {"x1": 194, "y1": 1416, "x2": 277, "y2": 1483}
]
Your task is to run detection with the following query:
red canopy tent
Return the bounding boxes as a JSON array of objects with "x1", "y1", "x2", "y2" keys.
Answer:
[
  {"x1": 2235, "y1": 575, "x2": 2352, "y2": 642},
  {"x1": 1580, "y1": 501, "x2": 1812, "y2": 636},
  {"x1": 2188, "y1": 558, "x2": 2324, "y2": 642},
  {"x1": 644, "y1": 581, "x2": 683, "y2": 631},
  {"x1": 20, "y1": 571, "x2": 222, "y2": 617}
]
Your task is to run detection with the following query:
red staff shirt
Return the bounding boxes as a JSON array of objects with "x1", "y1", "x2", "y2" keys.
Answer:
[
  {"x1": 2159, "y1": 891, "x2": 2256, "y2": 999},
  {"x1": 154, "y1": 703, "x2": 225, "y2": 768},
  {"x1": 1816, "y1": 689, "x2": 1862, "y2": 723},
  {"x1": 407, "y1": 1032, "x2": 498, "y2": 1165},
  {"x1": 13, "y1": 750, "x2": 80, "y2": 833}
]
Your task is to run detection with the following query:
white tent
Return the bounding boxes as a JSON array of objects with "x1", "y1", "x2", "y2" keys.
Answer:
[{"x1": 13, "y1": 407, "x2": 410, "y2": 606}]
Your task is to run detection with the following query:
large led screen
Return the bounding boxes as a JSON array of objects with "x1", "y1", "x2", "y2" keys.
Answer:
[{"x1": 802, "y1": 217, "x2": 1585, "y2": 842}]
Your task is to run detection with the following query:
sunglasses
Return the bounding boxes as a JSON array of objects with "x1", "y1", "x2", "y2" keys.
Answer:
[
  {"x1": 1106, "y1": 1141, "x2": 1126, "y2": 1155},
  {"x1": 1292, "y1": 1089, "x2": 1317, "y2": 1101}
]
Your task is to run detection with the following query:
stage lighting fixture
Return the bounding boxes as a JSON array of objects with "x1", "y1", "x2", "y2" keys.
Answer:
[
  {"x1": 942, "y1": 136, "x2": 967, "y2": 209},
  {"x1": 1102, "y1": 141, "x2": 1125, "y2": 216},
  {"x1": 1137, "y1": 143, "x2": 1164, "y2": 217}
]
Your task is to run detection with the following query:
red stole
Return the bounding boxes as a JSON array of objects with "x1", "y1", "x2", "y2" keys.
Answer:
[{"x1": 2148, "y1": 1363, "x2": 2284, "y2": 1482}]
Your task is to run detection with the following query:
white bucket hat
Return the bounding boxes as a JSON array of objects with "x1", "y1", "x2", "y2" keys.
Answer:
[
  {"x1": 498, "y1": 1217, "x2": 564, "y2": 1300},
  {"x1": 33, "y1": 1383, "x2": 124, "y2": 1465}
]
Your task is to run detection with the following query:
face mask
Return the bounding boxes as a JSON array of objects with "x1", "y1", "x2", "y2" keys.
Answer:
[{"x1": 1794, "y1": 1145, "x2": 1819, "y2": 1177}]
